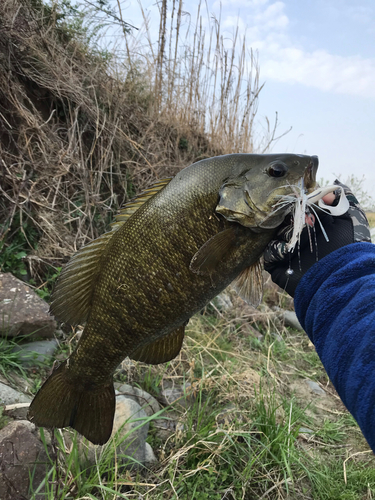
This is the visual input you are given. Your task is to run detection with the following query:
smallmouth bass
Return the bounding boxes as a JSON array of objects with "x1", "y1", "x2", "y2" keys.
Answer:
[{"x1": 28, "y1": 153, "x2": 318, "y2": 444}]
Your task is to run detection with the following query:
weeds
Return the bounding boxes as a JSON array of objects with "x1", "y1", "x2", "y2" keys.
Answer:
[
  {"x1": 31, "y1": 266, "x2": 62, "y2": 301},
  {"x1": 0, "y1": 336, "x2": 26, "y2": 378},
  {"x1": 9, "y1": 299, "x2": 372, "y2": 499},
  {"x1": 0, "y1": 406, "x2": 10, "y2": 430},
  {"x1": 0, "y1": 0, "x2": 274, "y2": 293}
]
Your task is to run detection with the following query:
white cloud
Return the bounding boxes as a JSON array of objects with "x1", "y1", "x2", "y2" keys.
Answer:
[
  {"x1": 222, "y1": 15, "x2": 247, "y2": 32},
  {"x1": 212, "y1": 0, "x2": 268, "y2": 9},
  {"x1": 254, "y1": 1, "x2": 288, "y2": 29},
  {"x1": 345, "y1": 5, "x2": 374, "y2": 26},
  {"x1": 115, "y1": 0, "x2": 375, "y2": 100},
  {"x1": 216, "y1": 0, "x2": 375, "y2": 99},
  {"x1": 260, "y1": 47, "x2": 375, "y2": 99}
]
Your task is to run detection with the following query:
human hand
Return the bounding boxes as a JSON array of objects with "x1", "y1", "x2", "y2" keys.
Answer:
[{"x1": 263, "y1": 180, "x2": 371, "y2": 297}]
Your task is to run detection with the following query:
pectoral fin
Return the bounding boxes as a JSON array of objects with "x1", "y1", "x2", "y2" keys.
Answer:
[
  {"x1": 189, "y1": 227, "x2": 237, "y2": 275},
  {"x1": 231, "y1": 260, "x2": 263, "y2": 307},
  {"x1": 130, "y1": 325, "x2": 185, "y2": 364}
]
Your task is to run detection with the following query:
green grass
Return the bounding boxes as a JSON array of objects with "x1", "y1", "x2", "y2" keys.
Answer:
[
  {"x1": 0, "y1": 215, "x2": 39, "y2": 279},
  {"x1": 22, "y1": 303, "x2": 375, "y2": 500},
  {"x1": 308, "y1": 455, "x2": 375, "y2": 500},
  {"x1": 0, "y1": 336, "x2": 26, "y2": 378},
  {"x1": 366, "y1": 211, "x2": 375, "y2": 229},
  {"x1": 31, "y1": 266, "x2": 62, "y2": 301},
  {"x1": 0, "y1": 406, "x2": 10, "y2": 430},
  {"x1": 0, "y1": 216, "x2": 62, "y2": 302}
]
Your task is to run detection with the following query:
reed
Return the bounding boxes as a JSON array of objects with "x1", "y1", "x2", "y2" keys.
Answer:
[{"x1": 0, "y1": 0, "x2": 276, "y2": 284}]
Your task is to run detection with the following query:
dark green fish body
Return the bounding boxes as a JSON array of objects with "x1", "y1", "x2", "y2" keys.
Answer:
[{"x1": 28, "y1": 154, "x2": 318, "y2": 444}]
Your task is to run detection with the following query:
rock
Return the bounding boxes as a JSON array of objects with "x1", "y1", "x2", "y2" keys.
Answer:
[
  {"x1": 154, "y1": 413, "x2": 184, "y2": 441},
  {"x1": 114, "y1": 383, "x2": 160, "y2": 417},
  {"x1": 0, "y1": 371, "x2": 33, "y2": 394},
  {"x1": 270, "y1": 332, "x2": 283, "y2": 342},
  {"x1": 12, "y1": 339, "x2": 58, "y2": 367},
  {"x1": 160, "y1": 382, "x2": 195, "y2": 407},
  {"x1": 0, "y1": 381, "x2": 31, "y2": 419},
  {"x1": 216, "y1": 403, "x2": 244, "y2": 427},
  {"x1": 283, "y1": 310, "x2": 303, "y2": 331},
  {"x1": 144, "y1": 442, "x2": 158, "y2": 465},
  {"x1": 75, "y1": 396, "x2": 150, "y2": 470},
  {"x1": 304, "y1": 379, "x2": 326, "y2": 396},
  {"x1": 299, "y1": 426, "x2": 314, "y2": 435},
  {"x1": 213, "y1": 292, "x2": 233, "y2": 311},
  {"x1": 0, "y1": 273, "x2": 56, "y2": 339},
  {"x1": 113, "y1": 396, "x2": 149, "y2": 465},
  {"x1": 0, "y1": 382, "x2": 31, "y2": 406},
  {"x1": 160, "y1": 386, "x2": 184, "y2": 406},
  {"x1": 0, "y1": 420, "x2": 49, "y2": 500}
]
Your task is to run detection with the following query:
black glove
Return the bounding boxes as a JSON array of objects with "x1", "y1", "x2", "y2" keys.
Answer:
[{"x1": 264, "y1": 180, "x2": 371, "y2": 297}]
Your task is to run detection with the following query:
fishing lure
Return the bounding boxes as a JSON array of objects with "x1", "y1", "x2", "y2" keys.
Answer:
[{"x1": 274, "y1": 182, "x2": 350, "y2": 252}]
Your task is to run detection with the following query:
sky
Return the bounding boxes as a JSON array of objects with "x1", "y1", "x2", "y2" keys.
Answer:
[{"x1": 110, "y1": 0, "x2": 375, "y2": 194}]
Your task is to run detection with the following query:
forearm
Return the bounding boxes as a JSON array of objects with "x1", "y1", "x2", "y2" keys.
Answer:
[{"x1": 294, "y1": 242, "x2": 375, "y2": 452}]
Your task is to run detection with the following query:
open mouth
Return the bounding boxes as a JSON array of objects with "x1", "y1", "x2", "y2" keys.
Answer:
[{"x1": 303, "y1": 155, "x2": 319, "y2": 191}]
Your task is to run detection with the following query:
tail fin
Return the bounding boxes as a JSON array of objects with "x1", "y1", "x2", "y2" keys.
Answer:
[{"x1": 27, "y1": 361, "x2": 115, "y2": 445}]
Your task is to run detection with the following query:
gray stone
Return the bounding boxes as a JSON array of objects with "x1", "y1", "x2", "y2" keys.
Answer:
[
  {"x1": 283, "y1": 310, "x2": 303, "y2": 331},
  {"x1": 0, "y1": 381, "x2": 31, "y2": 406},
  {"x1": 216, "y1": 404, "x2": 244, "y2": 427},
  {"x1": 0, "y1": 382, "x2": 31, "y2": 420},
  {"x1": 213, "y1": 292, "x2": 233, "y2": 311},
  {"x1": 160, "y1": 387, "x2": 184, "y2": 406},
  {"x1": 271, "y1": 332, "x2": 283, "y2": 342},
  {"x1": 113, "y1": 396, "x2": 149, "y2": 466},
  {"x1": 0, "y1": 273, "x2": 56, "y2": 339},
  {"x1": 160, "y1": 382, "x2": 194, "y2": 407},
  {"x1": 304, "y1": 379, "x2": 326, "y2": 395},
  {"x1": 12, "y1": 339, "x2": 58, "y2": 367},
  {"x1": 75, "y1": 396, "x2": 150, "y2": 470},
  {"x1": 144, "y1": 442, "x2": 158, "y2": 465},
  {"x1": 0, "y1": 420, "x2": 49, "y2": 500},
  {"x1": 114, "y1": 382, "x2": 160, "y2": 417},
  {"x1": 154, "y1": 413, "x2": 184, "y2": 441},
  {"x1": 299, "y1": 427, "x2": 314, "y2": 434},
  {"x1": 0, "y1": 371, "x2": 33, "y2": 395}
]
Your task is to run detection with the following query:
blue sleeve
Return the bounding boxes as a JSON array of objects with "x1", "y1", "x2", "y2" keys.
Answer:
[{"x1": 294, "y1": 241, "x2": 375, "y2": 452}]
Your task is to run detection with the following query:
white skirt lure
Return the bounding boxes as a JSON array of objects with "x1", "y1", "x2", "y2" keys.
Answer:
[{"x1": 277, "y1": 183, "x2": 350, "y2": 252}]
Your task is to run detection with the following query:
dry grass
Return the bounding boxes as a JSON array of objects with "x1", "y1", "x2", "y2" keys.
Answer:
[
  {"x1": 366, "y1": 212, "x2": 375, "y2": 229},
  {"x1": 116, "y1": 291, "x2": 375, "y2": 499},
  {"x1": 0, "y1": 0, "x2": 280, "y2": 286}
]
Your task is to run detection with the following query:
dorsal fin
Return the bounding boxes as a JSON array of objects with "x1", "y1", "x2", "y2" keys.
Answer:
[
  {"x1": 49, "y1": 231, "x2": 113, "y2": 325},
  {"x1": 50, "y1": 177, "x2": 172, "y2": 325},
  {"x1": 111, "y1": 178, "x2": 172, "y2": 228}
]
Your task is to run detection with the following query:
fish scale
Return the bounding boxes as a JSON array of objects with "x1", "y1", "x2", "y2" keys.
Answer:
[{"x1": 28, "y1": 153, "x2": 318, "y2": 444}]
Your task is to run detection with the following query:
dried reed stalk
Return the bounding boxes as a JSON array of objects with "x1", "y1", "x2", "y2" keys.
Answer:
[{"x1": 0, "y1": 0, "x2": 275, "y2": 283}]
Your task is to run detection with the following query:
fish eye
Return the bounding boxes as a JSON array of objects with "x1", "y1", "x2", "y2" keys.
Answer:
[{"x1": 267, "y1": 162, "x2": 288, "y2": 178}]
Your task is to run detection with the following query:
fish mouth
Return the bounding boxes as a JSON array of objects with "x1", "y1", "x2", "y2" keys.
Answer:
[{"x1": 304, "y1": 155, "x2": 318, "y2": 191}]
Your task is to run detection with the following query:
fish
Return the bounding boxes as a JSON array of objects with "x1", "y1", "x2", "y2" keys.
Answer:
[{"x1": 28, "y1": 153, "x2": 318, "y2": 444}]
